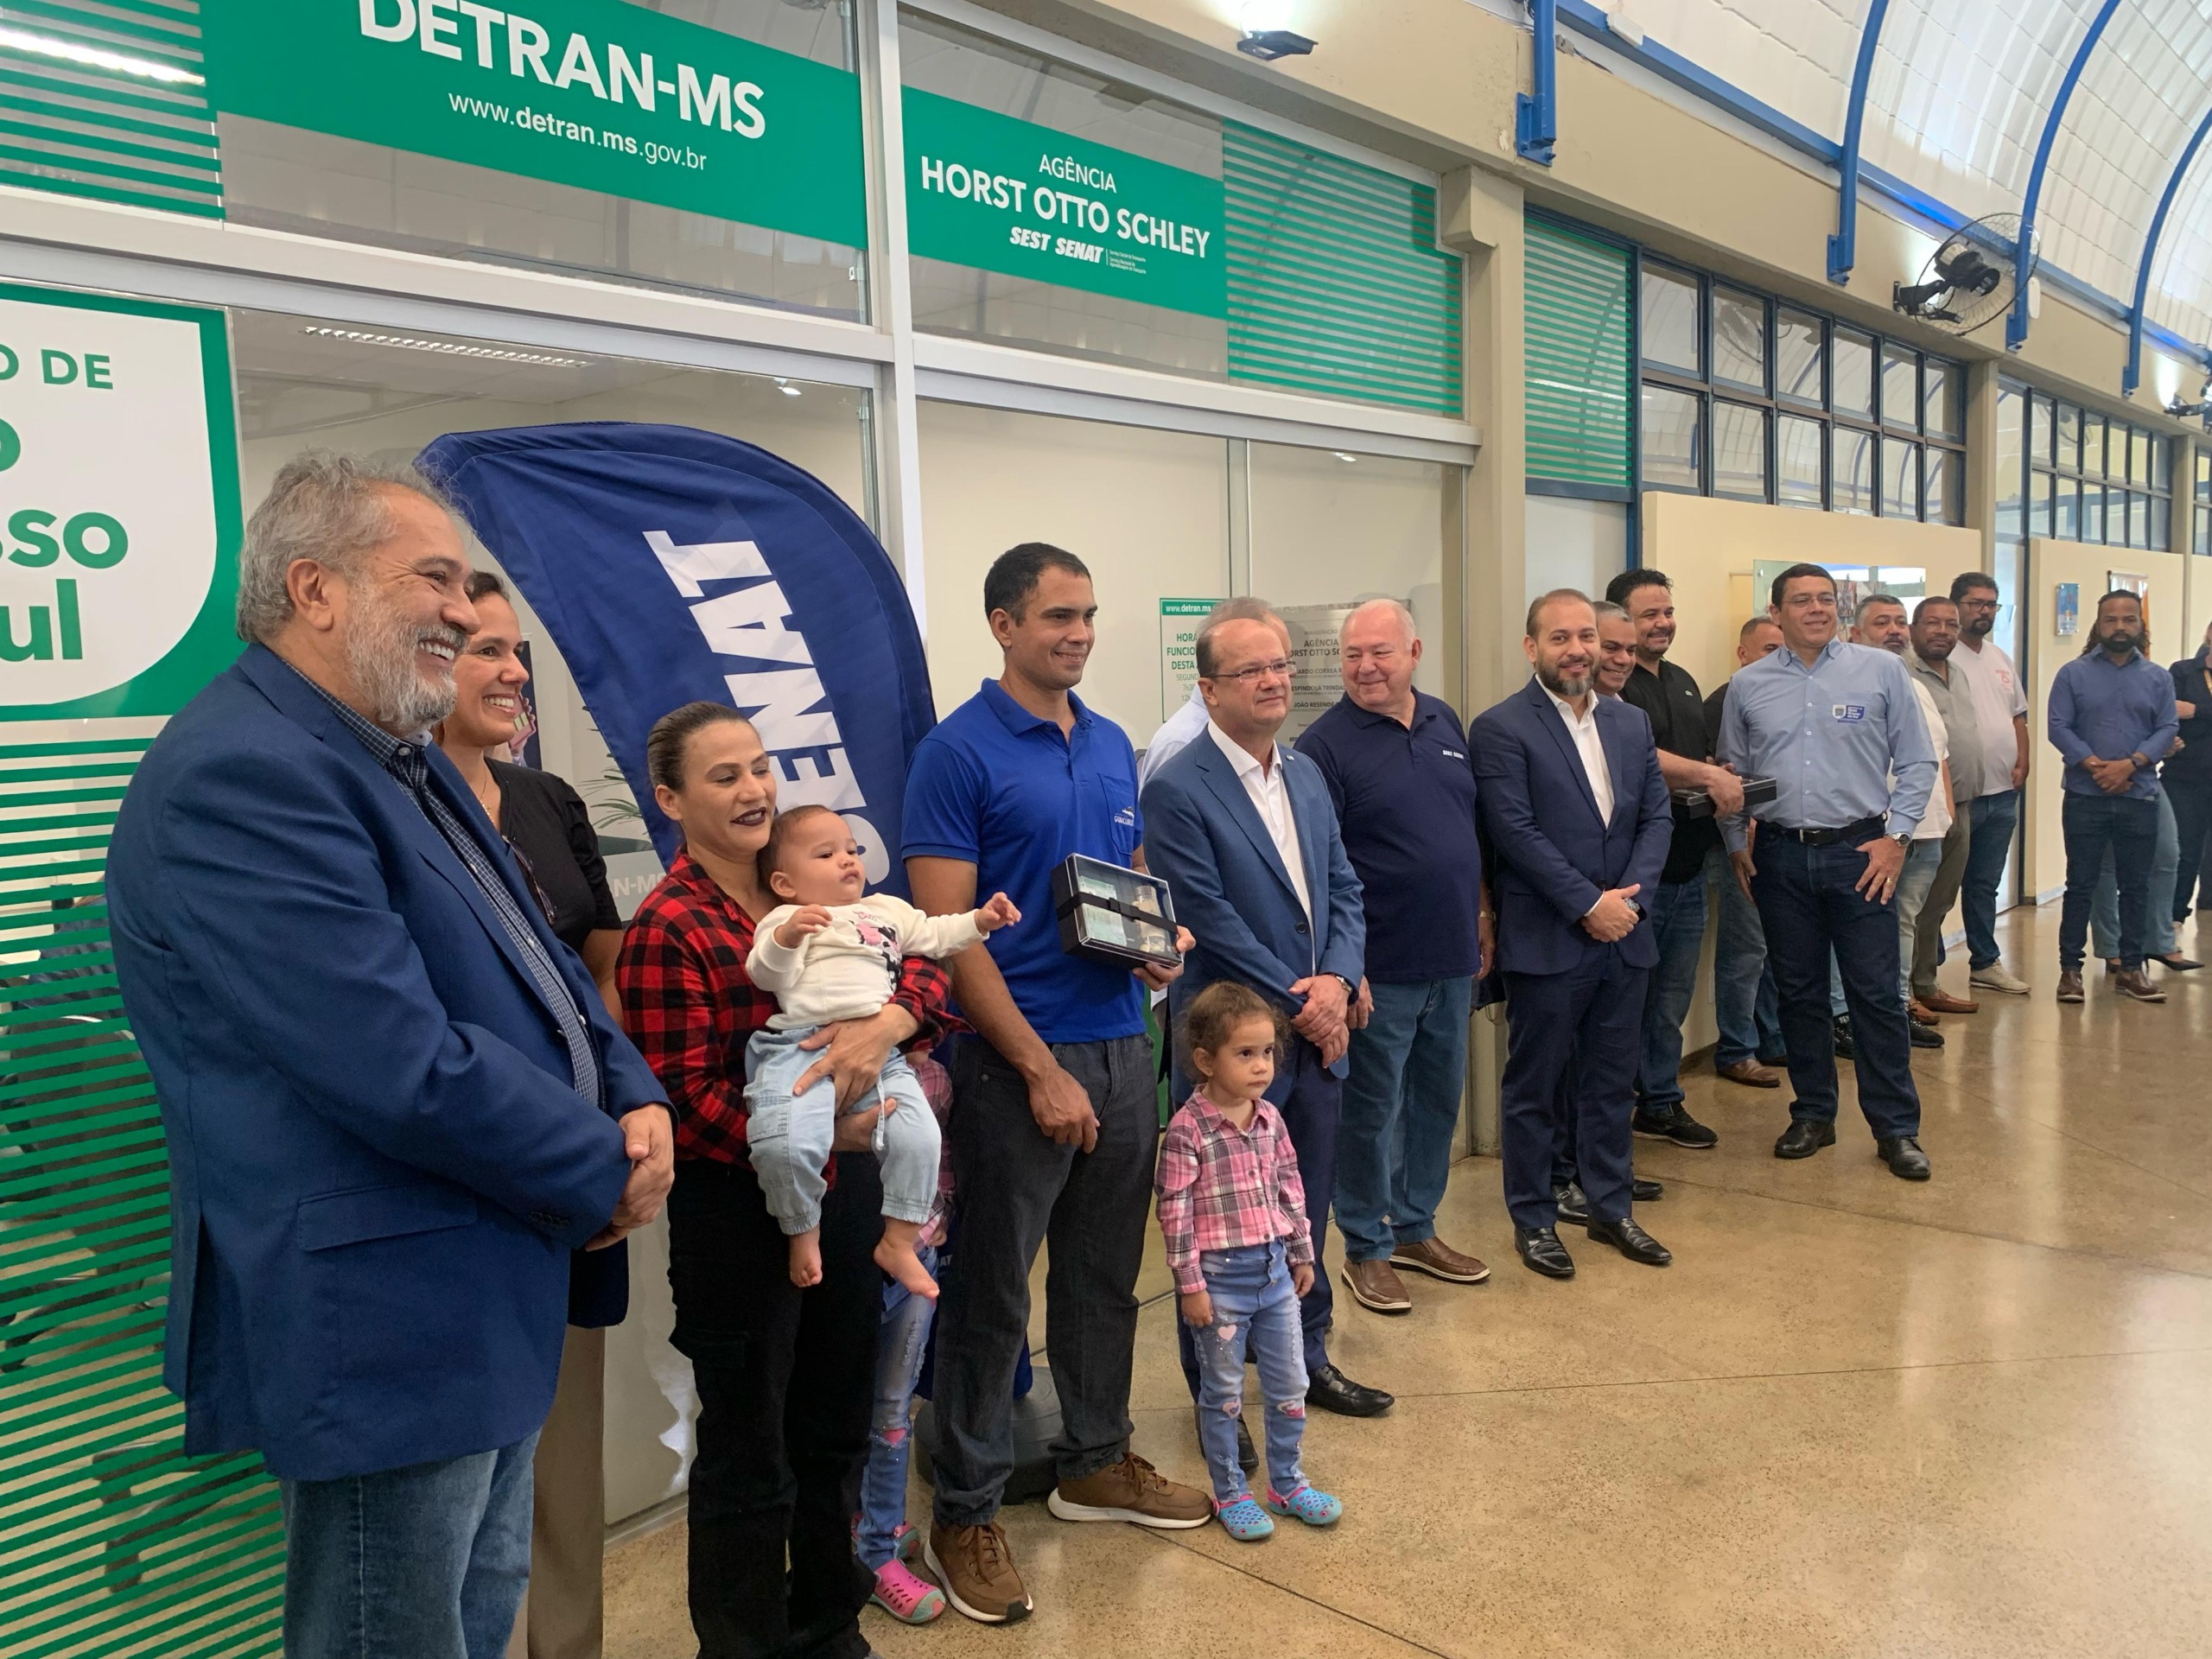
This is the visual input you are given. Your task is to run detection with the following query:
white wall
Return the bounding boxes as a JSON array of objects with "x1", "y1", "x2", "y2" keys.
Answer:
[{"x1": 1525, "y1": 493, "x2": 1627, "y2": 616}]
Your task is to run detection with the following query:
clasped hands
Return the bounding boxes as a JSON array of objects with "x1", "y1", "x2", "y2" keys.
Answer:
[
  {"x1": 1582, "y1": 884, "x2": 1642, "y2": 943},
  {"x1": 2082, "y1": 753, "x2": 2140, "y2": 795}
]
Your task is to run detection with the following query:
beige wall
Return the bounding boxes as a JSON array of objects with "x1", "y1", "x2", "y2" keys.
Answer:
[{"x1": 2022, "y1": 543, "x2": 2189, "y2": 900}]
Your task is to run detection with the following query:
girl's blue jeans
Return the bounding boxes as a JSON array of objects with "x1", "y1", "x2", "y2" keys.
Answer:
[
  {"x1": 1188, "y1": 1241, "x2": 1308, "y2": 1503},
  {"x1": 855, "y1": 1242, "x2": 939, "y2": 1570}
]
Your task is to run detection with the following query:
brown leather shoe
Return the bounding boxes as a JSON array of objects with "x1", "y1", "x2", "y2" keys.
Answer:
[
  {"x1": 2056, "y1": 969, "x2": 2085, "y2": 1004},
  {"x1": 1907, "y1": 1001, "x2": 1941, "y2": 1027},
  {"x1": 1715, "y1": 1058, "x2": 1781, "y2": 1088},
  {"x1": 1341, "y1": 1257, "x2": 1413, "y2": 1311},
  {"x1": 925, "y1": 1522, "x2": 1032, "y2": 1624},
  {"x1": 1389, "y1": 1235, "x2": 1491, "y2": 1284},
  {"x1": 1047, "y1": 1453, "x2": 1210, "y2": 1529},
  {"x1": 2115, "y1": 969, "x2": 2167, "y2": 1003},
  {"x1": 1917, "y1": 989, "x2": 1980, "y2": 1014}
]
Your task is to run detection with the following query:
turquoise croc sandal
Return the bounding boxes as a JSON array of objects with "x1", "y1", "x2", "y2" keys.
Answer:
[
  {"x1": 1216, "y1": 1495, "x2": 1275, "y2": 1541},
  {"x1": 1263, "y1": 1484, "x2": 1343, "y2": 1527}
]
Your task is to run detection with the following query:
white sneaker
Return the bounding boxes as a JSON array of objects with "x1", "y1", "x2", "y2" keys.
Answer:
[{"x1": 1968, "y1": 963, "x2": 2031, "y2": 995}]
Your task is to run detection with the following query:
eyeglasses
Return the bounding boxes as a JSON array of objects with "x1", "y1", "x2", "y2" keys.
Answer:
[{"x1": 1210, "y1": 658, "x2": 1297, "y2": 686}]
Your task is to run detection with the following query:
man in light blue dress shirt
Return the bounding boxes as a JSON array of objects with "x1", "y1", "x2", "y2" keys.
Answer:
[{"x1": 1715, "y1": 563, "x2": 1938, "y2": 1180}]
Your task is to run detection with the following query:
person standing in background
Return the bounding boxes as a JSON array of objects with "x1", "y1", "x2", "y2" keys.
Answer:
[
  {"x1": 2164, "y1": 621, "x2": 2212, "y2": 926},
  {"x1": 1593, "y1": 601, "x2": 1637, "y2": 699},
  {"x1": 1949, "y1": 575, "x2": 2035, "y2": 997},
  {"x1": 1706, "y1": 617, "x2": 1789, "y2": 1088},
  {"x1": 1901, "y1": 597, "x2": 1979, "y2": 1024},
  {"x1": 1141, "y1": 599, "x2": 1292, "y2": 791},
  {"x1": 1297, "y1": 598, "x2": 1492, "y2": 1319}
]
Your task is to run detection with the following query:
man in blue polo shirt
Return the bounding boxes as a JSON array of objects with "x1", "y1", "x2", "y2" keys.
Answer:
[
  {"x1": 1296, "y1": 599, "x2": 1493, "y2": 1316},
  {"x1": 905, "y1": 543, "x2": 1208, "y2": 1627}
]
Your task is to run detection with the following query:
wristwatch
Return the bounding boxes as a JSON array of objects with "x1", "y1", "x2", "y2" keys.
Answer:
[
  {"x1": 1331, "y1": 972, "x2": 1358, "y2": 999},
  {"x1": 1891, "y1": 832, "x2": 1913, "y2": 849}
]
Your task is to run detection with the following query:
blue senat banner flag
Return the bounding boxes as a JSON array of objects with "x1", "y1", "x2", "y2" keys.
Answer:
[{"x1": 419, "y1": 423, "x2": 935, "y2": 888}]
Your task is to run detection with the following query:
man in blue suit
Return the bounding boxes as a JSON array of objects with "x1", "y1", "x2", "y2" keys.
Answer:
[
  {"x1": 1142, "y1": 613, "x2": 1393, "y2": 1430},
  {"x1": 107, "y1": 454, "x2": 673, "y2": 1659},
  {"x1": 1471, "y1": 589, "x2": 1675, "y2": 1281}
]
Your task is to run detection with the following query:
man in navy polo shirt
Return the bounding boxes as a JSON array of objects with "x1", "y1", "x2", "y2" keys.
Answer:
[
  {"x1": 1296, "y1": 600, "x2": 1494, "y2": 1316},
  {"x1": 905, "y1": 543, "x2": 1208, "y2": 1626}
]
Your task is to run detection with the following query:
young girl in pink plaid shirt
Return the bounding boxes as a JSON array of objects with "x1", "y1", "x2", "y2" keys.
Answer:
[{"x1": 1157, "y1": 982, "x2": 1344, "y2": 1541}]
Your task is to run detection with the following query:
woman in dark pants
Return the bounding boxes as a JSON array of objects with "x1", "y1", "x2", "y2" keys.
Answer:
[
  {"x1": 618, "y1": 702, "x2": 954, "y2": 1659},
  {"x1": 2167, "y1": 624, "x2": 2212, "y2": 923}
]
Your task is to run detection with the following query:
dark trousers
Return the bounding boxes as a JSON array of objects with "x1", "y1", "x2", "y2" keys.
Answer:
[
  {"x1": 1500, "y1": 950, "x2": 1643, "y2": 1230},
  {"x1": 2169, "y1": 777, "x2": 2212, "y2": 921},
  {"x1": 665, "y1": 1154, "x2": 881, "y2": 1659},
  {"x1": 1751, "y1": 834, "x2": 1920, "y2": 1139},
  {"x1": 1178, "y1": 1034, "x2": 1339, "y2": 1392},
  {"x1": 931, "y1": 1033, "x2": 1156, "y2": 1527},
  {"x1": 2060, "y1": 791, "x2": 2159, "y2": 971}
]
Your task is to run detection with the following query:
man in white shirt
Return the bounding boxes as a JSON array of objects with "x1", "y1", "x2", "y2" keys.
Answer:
[
  {"x1": 1948, "y1": 574, "x2": 2033, "y2": 994},
  {"x1": 1139, "y1": 599, "x2": 1292, "y2": 790}
]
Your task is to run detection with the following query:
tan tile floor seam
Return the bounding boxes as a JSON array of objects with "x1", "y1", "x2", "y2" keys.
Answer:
[{"x1": 1126, "y1": 1526, "x2": 1458, "y2": 1659}]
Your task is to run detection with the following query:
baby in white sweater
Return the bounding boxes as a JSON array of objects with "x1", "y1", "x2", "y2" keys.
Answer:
[{"x1": 746, "y1": 804, "x2": 1018, "y2": 1296}]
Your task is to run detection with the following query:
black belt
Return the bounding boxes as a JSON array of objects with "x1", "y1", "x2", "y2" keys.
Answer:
[{"x1": 1759, "y1": 816, "x2": 1885, "y2": 847}]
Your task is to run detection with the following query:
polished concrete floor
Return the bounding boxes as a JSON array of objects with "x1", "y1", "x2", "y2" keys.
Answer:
[{"x1": 604, "y1": 904, "x2": 2212, "y2": 1658}]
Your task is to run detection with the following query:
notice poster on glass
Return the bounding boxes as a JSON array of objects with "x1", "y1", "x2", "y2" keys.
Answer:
[
  {"x1": 2055, "y1": 582, "x2": 2080, "y2": 637},
  {"x1": 1278, "y1": 602, "x2": 1359, "y2": 739},
  {"x1": 1158, "y1": 596, "x2": 1221, "y2": 722}
]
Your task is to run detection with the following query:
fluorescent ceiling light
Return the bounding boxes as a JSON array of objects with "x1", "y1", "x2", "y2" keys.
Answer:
[
  {"x1": 774, "y1": 378, "x2": 803, "y2": 397},
  {"x1": 301, "y1": 327, "x2": 587, "y2": 368},
  {"x1": 0, "y1": 26, "x2": 204, "y2": 86}
]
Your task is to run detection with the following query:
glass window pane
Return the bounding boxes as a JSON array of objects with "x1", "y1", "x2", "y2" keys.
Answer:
[
  {"x1": 2055, "y1": 475, "x2": 2079, "y2": 539},
  {"x1": 2198, "y1": 451, "x2": 2210, "y2": 501},
  {"x1": 2132, "y1": 429, "x2": 2151, "y2": 485},
  {"x1": 2198, "y1": 505, "x2": 2210, "y2": 555},
  {"x1": 1833, "y1": 426, "x2": 1874, "y2": 514},
  {"x1": 1712, "y1": 400, "x2": 1767, "y2": 499},
  {"x1": 1640, "y1": 265, "x2": 1700, "y2": 373},
  {"x1": 2082, "y1": 411, "x2": 2107, "y2": 477},
  {"x1": 2082, "y1": 481, "x2": 2106, "y2": 543},
  {"x1": 1640, "y1": 383, "x2": 1701, "y2": 490},
  {"x1": 1923, "y1": 362, "x2": 1962, "y2": 438},
  {"x1": 2032, "y1": 395, "x2": 2055, "y2": 465},
  {"x1": 2131, "y1": 491, "x2": 2150, "y2": 546},
  {"x1": 1997, "y1": 387, "x2": 2024, "y2": 538},
  {"x1": 1777, "y1": 414, "x2": 1823, "y2": 506},
  {"x1": 1776, "y1": 308, "x2": 1823, "y2": 404},
  {"x1": 1879, "y1": 437, "x2": 1918, "y2": 517},
  {"x1": 1833, "y1": 329, "x2": 1874, "y2": 417},
  {"x1": 1925, "y1": 448, "x2": 1962, "y2": 525},
  {"x1": 2029, "y1": 468, "x2": 2051, "y2": 537},
  {"x1": 1880, "y1": 345, "x2": 1917, "y2": 429},
  {"x1": 2152, "y1": 435, "x2": 2171, "y2": 493},
  {"x1": 2152, "y1": 493, "x2": 2171, "y2": 550},
  {"x1": 2056, "y1": 403, "x2": 2081, "y2": 472},
  {"x1": 1712, "y1": 288, "x2": 1765, "y2": 388}
]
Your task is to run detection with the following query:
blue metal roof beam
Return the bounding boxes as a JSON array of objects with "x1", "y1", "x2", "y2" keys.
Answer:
[
  {"x1": 1517, "y1": 0, "x2": 1558, "y2": 166},
  {"x1": 2124, "y1": 103, "x2": 2212, "y2": 396},
  {"x1": 1827, "y1": 0, "x2": 1891, "y2": 286},
  {"x1": 2007, "y1": 0, "x2": 2123, "y2": 353}
]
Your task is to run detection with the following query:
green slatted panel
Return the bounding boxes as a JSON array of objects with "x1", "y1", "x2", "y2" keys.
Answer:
[
  {"x1": 0, "y1": 736, "x2": 284, "y2": 1659},
  {"x1": 1524, "y1": 216, "x2": 1632, "y2": 491},
  {"x1": 0, "y1": 1, "x2": 221, "y2": 218},
  {"x1": 1223, "y1": 122, "x2": 1463, "y2": 416}
]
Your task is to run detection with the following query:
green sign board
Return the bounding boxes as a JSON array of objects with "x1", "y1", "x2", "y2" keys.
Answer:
[
  {"x1": 201, "y1": 0, "x2": 868, "y2": 250},
  {"x1": 0, "y1": 283, "x2": 240, "y2": 721},
  {"x1": 905, "y1": 89, "x2": 1225, "y2": 318}
]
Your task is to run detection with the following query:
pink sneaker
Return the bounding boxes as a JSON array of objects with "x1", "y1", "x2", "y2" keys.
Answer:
[{"x1": 869, "y1": 1559, "x2": 945, "y2": 1624}]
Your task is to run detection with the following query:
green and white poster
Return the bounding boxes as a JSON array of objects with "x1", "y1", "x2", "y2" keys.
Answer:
[
  {"x1": 1158, "y1": 596, "x2": 1221, "y2": 721},
  {"x1": 200, "y1": 0, "x2": 869, "y2": 250},
  {"x1": 0, "y1": 283, "x2": 240, "y2": 720},
  {"x1": 906, "y1": 89, "x2": 1225, "y2": 317}
]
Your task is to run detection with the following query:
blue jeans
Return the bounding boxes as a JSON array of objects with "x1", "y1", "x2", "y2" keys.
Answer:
[
  {"x1": 1961, "y1": 791, "x2": 2020, "y2": 969},
  {"x1": 1634, "y1": 876, "x2": 1708, "y2": 1113},
  {"x1": 745, "y1": 1027, "x2": 938, "y2": 1234},
  {"x1": 2092, "y1": 787, "x2": 2177, "y2": 960},
  {"x1": 1827, "y1": 837, "x2": 1942, "y2": 1014},
  {"x1": 1751, "y1": 832, "x2": 1920, "y2": 1139},
  {"x1": 2061, "y1": 792, "x2": 2159, "y2": 971},
  {"x1": 855, "y1": 1243, "x2": 940, "y2": 1571},
  {"x1": 278, "y1": 1432, "x2": 537, "y2": 1659},
  {"x1": 1187, "y1": 1242, "x2": 1309, "y2": 1504},
  {"x1": 1336, "y1": 976, "x2": 1472, "y2": 1263},
  {"x1": 1707, "y1": 843, "x2": 1783, "y2": 1067}
]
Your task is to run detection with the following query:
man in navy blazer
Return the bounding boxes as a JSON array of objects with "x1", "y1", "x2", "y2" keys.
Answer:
[
  {"x1": 1142, "y1": 613, "x2": 1394, "y2": 1429},
  {"x1": 107, "y1": 454, "x2": 673, "y2": 1658},
  {"x1": 1471, "y1": 589, "x2": 1675, "y2": 1281}
]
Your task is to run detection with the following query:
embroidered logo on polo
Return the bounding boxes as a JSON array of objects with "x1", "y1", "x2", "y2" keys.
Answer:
[{"x1": 1832, "y1": 704, "x2": 1867, "y2": 722}]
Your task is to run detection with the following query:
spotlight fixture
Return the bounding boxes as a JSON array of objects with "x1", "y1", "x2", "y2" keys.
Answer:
[
  {"x1": 2166, "y1": 376, "x2": 2212, "y2": 421},
  {"x1": 774, "y1": 378, "x2": 803, "y2": 397},
  {"x1": 1237, "y1": 29, "x2": 1314, "y2": 60}
]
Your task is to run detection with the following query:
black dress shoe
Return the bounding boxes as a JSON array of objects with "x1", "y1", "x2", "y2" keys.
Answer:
[
  {"x1": 1631, "y1": 1176, "x2": 1665, "y2": 1202},
  {"x1": 1515, "y1": 1225, "x2": 1575, "y2": 1279},
  {"x1": 1552, "y1": 1181, "x2": 1591, "y2": 1226},
  {"x1": 1774, "y1": 1118, "x2": 1837, "y2": 1160},
  {"x1": 1194, "y1": 1403, "x2": 1260, "y2": 1471},
  {"x1": 1908, "y1": 1020, "x2": 1943, "y2": 1049},
  {"x1": 1877, "y1": 1135, "x2": 1931, "y2": 1180},
  {"x1": 1585, "y1": 1215, "x2": 1672, "y2": 1266},
  {"x1": 1305, "y1": 1363, "x2": 1393, "y2": 1417},
  {"x1": 1832, "y1": 1016, "x2": 1855, "y2": 1060}
]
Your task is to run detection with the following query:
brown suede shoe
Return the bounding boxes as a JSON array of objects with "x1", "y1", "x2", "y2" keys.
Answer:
[
  {"x1": 925, "y1": 1522, "x2": 1032, "y2": 1624},
  {"x1": 1390, "y1": 1235, "x2": 1491, "y2": 1284},
  {"x1": 1341, "y1": 1257, "x2": 1414, "y2": 1312},
  {"x1": 2115, "y1": 969, "x2": 2167, "y2": 1003},
  {"x1": 1047, "y1": 1453, "x2": 1210, "y2": 1529},
  {"x1": 1715, "y1": 1057, "x2": 1781, "y2": 1087},
  {"x1": 1917, "y1": 989, "x2": 1980, "y2": 1014},
  {"x1": 2056, "y1": 969, "x2": 2085, "y2": 1004}
]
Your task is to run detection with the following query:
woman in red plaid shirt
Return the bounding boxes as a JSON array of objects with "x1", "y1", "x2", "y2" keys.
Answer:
[
  {"x1": 616, "y1": 702, "x2": 956, "y2": 1659},
  {"x1": 1158, "y1": 982, "x2": 1345, "y2": 1543}
]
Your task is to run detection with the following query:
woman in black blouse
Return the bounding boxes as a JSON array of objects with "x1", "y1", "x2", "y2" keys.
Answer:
[
  {"x1": 2167, "y1": 621, "x2": 2212, "y2": 925},
  {"x1": 437, "y1": 569, "x2": 624, "y2": 1659}
]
